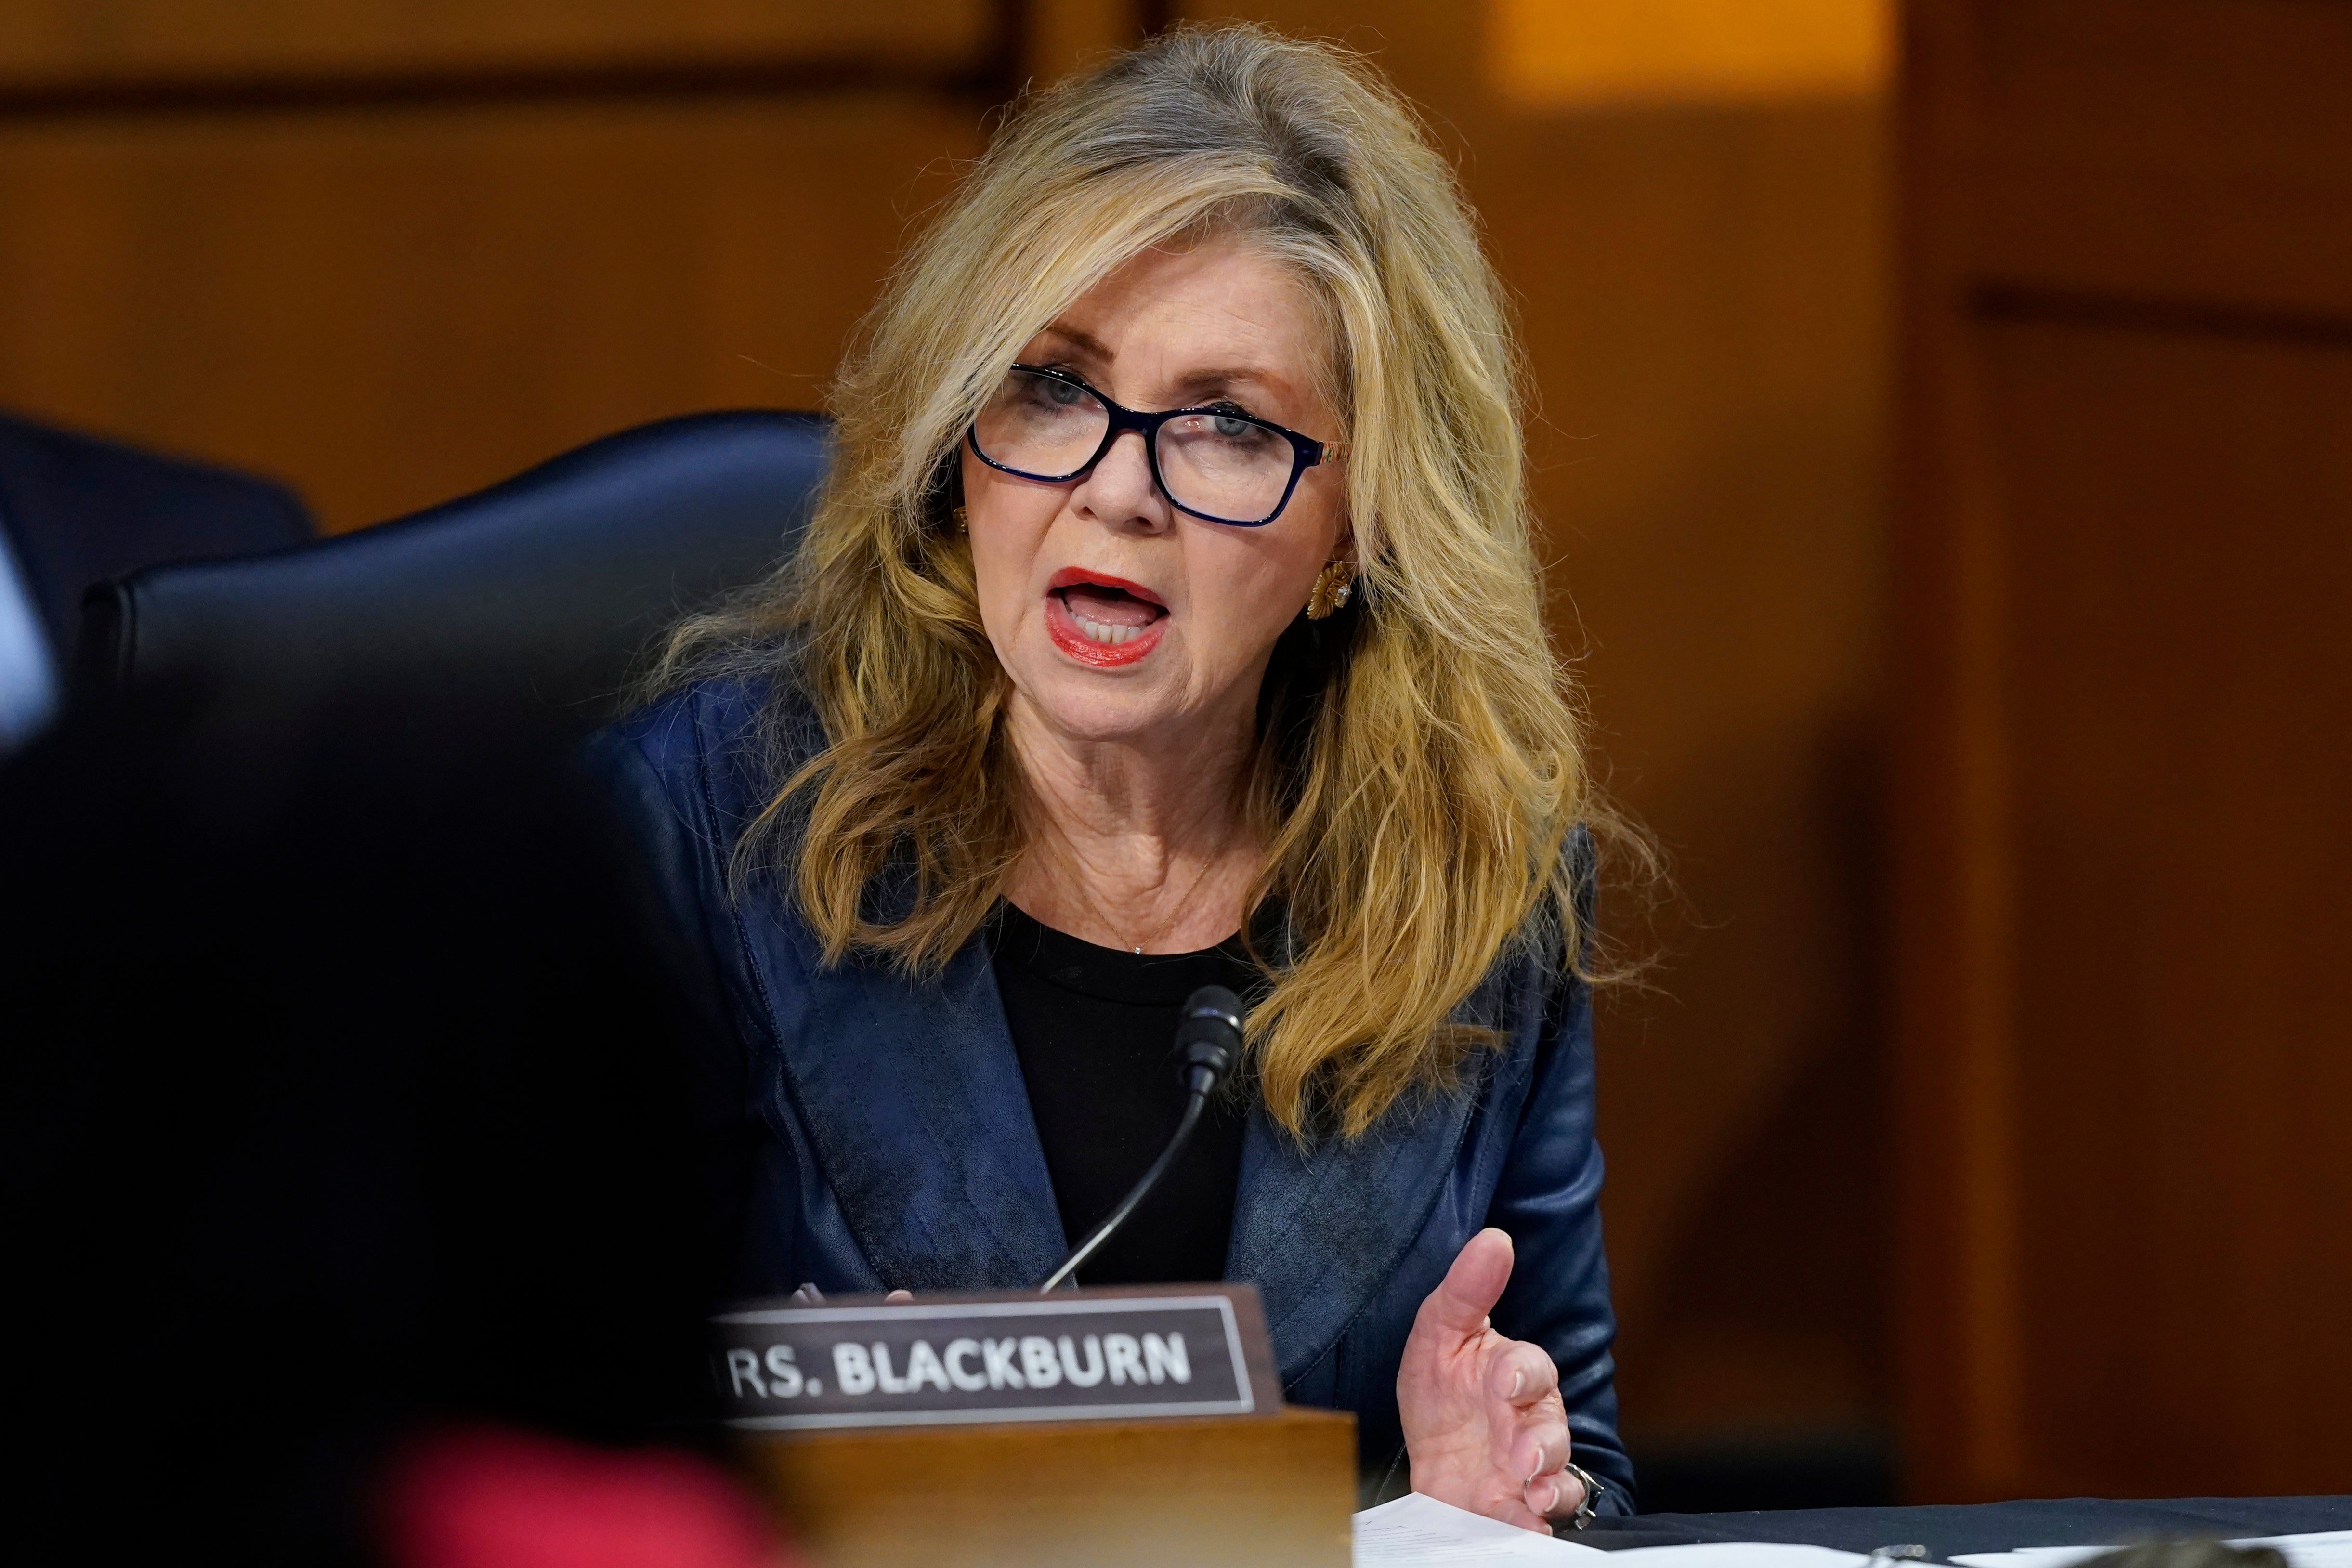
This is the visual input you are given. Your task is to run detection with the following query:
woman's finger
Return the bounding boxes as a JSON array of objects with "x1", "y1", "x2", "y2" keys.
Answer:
[
  {"x1": 1485, "y1": 1339, "x2": 1559, "y2": 1407},
  {"x1": 1507, "y1": 1410, "x2": 1570, "y2": 1483},
  {"x1": 1414, "y1": 1228, "x2": 1516, "y2": 1341},
  {"x1": 1526, "y1": 1465, "x2": 1585, "y2": 1520}
]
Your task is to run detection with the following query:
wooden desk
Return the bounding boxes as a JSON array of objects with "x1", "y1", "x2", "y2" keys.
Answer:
[{"x1": 740, "y1": 1404, "x2": 1356, "y2": 1568}]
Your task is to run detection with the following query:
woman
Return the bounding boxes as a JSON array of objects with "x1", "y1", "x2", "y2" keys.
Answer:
[{"x1": 595, "y1": 24, "x2": 1633, "y2": 1532}]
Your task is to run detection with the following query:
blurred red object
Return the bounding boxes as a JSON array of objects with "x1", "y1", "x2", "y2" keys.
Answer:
[{"x1": 382, "y1": 1427, "x2": 792, "y2": 1568}]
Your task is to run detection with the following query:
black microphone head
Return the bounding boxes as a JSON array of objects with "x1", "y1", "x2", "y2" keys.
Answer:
[{"x1": 1175, "y1": 984, "x2": 1245, "y2": 1090}]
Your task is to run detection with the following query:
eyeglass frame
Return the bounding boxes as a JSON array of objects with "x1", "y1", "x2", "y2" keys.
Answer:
[{"x1": 964, "y1": 363, "x2": 1342, "y2": 527}]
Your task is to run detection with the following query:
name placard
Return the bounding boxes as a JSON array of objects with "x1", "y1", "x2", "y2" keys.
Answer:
[{"x1": 710, "y1": 1283, "x2": 1279, "y2": 1431}]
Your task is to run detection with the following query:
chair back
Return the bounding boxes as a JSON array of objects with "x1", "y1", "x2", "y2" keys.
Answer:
[{"x1": 77, "y1": 408, "x2": 823, "y2": 736}]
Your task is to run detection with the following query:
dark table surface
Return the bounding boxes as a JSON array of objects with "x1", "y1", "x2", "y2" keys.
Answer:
[{"x1": 1573, "y1": 1497, "x2": 2352, "y2": 1557}]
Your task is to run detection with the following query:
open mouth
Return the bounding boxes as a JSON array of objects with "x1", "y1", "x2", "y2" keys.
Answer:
[{"x1": 1045, "y1": 568, "x2": 1168, "y2": 667}]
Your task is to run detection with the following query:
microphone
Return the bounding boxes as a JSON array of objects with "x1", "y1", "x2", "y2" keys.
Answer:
[{"x1": 1037, "y1": 985, "x2": 1245, "y2": 1293}]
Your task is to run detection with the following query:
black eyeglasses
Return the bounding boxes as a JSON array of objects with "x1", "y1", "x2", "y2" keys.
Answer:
[{"x1": 967, "y1": 364, "x2": 1339, "y2": 527}]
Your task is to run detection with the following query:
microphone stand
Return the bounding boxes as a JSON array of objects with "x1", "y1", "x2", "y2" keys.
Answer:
[{"x1": 1037, "y1": 985, "x2": 1245, "y2": 1293}]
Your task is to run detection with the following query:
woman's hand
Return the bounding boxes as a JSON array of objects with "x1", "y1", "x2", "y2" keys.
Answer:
[{"x1": 1397, "y1": 1228, "x2": 1581, "y2": 1533}]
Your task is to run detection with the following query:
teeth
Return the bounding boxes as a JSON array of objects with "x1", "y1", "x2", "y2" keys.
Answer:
[{"x1": 1071, "y1": 612, "x2": 1141, "y2": 646}]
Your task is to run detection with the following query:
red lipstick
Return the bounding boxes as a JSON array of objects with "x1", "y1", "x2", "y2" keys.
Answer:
[
  {"x1": 1046, "y1": 567, "x2": 1167, "y2": 606},
  {"x1": 1044, "y1": 567, "x2": 1168, "y2": 668}
]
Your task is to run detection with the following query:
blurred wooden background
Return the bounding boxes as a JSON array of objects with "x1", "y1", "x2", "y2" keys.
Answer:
[
  {"x1": 0, "y1": 0, "x2": 1006, "y2": 532},
  {"x1": 1895, "y1": 0, "x2": 2352, "y2": 1502},
  {"x1": 41, "y1": 0, "x2": 2348, "y2": 1511}
]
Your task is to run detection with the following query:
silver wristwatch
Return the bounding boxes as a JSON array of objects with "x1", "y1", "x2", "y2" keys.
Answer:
[{"x1": 1559, "y1": 1461, "x2": 1603, "y2": 1529}]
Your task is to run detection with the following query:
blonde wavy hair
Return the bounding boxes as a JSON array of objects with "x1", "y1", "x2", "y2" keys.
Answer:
[{"x1": 659, "y1": 23, "x2": 1618, "y2": 1138}]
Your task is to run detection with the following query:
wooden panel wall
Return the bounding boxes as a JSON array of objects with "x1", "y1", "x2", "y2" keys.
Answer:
[
  {"x1": 0, "y1": 96, "x2": 985, "y2": 532},
  {"x1": 1894, "y1": 0, "x2": 2352, "y2": 1500},
  {"x1": 0, "y1": 2, "x2": 1035, "y2": 532},
  {"x1": 0, "y1": 2, "x2": 993, "y2": 89},
  {"x1": 1490, "y1": 0, "x2": 1887, "y2": 107}
]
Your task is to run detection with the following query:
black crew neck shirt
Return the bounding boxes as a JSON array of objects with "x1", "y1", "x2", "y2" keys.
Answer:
[{"x1": 985, "y1": 902, "x2": 1258, "y2": 1287}]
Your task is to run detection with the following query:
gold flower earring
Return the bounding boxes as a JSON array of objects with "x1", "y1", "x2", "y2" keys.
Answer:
[
  {"x1": 952, "y1": 504, "x2": 968, "y2": 533},
  {"x1": 1307, "y1": 560, "x2": 1355, "y2": 620}
]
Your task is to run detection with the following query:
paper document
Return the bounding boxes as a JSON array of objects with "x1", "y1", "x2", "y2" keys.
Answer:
[
  {"x1": 1955, "y1": 1534, "x2": 2352, "y2": 1568},
  {"x1": 2229, "y1": 1533, "x2": 2352, "y2": 1568},
  {"x1": 1354, "y1": 1493, "x2": 1610, "y2": 1563},
  {"x1": 1951, "y1": 1549, "x2": 2110, "y2": 1568},
  {"x1": 1353, "y1": 1494, "x2": 1872, "y2": 1568},
  {"x1": 1607, "y1": 1548, "x2": 1873, "y2": 1568}
]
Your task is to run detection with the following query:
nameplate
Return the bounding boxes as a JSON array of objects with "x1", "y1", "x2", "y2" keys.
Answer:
[{"x1": 710, "y1": 1283, "x2": 1279, "y2": 1431}]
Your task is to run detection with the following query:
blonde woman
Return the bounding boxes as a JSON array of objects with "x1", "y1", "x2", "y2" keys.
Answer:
[{"x1": 595, "y1": 25, "x2": 1631, "y2": 1530}]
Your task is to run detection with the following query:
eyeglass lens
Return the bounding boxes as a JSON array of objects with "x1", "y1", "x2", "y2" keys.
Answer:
[{"x1": 972, "y1": 368, "x2": 1298, "y2": 523}]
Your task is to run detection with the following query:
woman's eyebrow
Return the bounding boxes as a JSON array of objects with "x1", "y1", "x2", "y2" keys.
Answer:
[
  {"x1": 1026, "y1": 329, "x2": 1294, "y2": 405},
  {"x1": 1170, "y1": 366, "x2": 1281, "y2": 398},
  {"x1": 1031, "y1": 323, "x2": 1111, "y2": 362}
]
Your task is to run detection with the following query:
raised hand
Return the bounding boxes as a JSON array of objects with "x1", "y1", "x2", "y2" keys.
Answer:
[{"x1": 1396, "y1": 1228, "x2": 1580, "y2": 1533}]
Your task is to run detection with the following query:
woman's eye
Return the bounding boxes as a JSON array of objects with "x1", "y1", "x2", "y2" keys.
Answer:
[
  {"x1": 1210, "y1": 412, "x2": 1267, "y2": 442},
  {"x1": 1042, "y1": 377, "x2": 1087, "y2": 406}
]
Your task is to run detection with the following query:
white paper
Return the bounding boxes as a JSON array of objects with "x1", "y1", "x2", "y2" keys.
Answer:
[
  {"x1": 1607, "y1": 1545, "x2": 1874, "y2": 1568},
  {"x1": 2229, "y1": 1534, "x2": 2352, "y2": 1568},
  {"x1": 1954, "y1": 1530, "x2": 2352, "y2": 1568},
  {"x1": 1951, "y1": 1549, "x2": 2113, "y2": 1568},
  {"x1": 1353, "y1": 1494, "x2": 1872, "y2": 1568},
  {"x1": 1354, "y1": 1493, "x2": 1612, "y2": 1564}
]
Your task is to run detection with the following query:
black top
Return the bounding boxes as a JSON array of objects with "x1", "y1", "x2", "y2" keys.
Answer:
[{"x1": 986, "y1": 902, "x2": 1258, "y2": 1286}]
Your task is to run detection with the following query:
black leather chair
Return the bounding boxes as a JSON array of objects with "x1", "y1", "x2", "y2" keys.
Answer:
[
  {"x1": 2, "y1": 410, "x2": 825, "y2": 1563},
  {"x1": 0, "y1": 410, "x2": 312, "y2": 753},
  {"x1": 74, "y1": 407, "x2": 822, "y2": 732},
  {"x1": 0, "y1": 409, "x2": 314, "y2": 658}
]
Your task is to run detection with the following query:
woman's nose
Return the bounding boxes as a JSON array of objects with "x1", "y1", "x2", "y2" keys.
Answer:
[{"x1": 1071, "y1": 429, "x2": 1171, "y2": 531}]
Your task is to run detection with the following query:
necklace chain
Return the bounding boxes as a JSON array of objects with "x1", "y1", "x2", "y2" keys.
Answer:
[
  {"x1": 1069, "y1": 833, "x2": 1235, "y2": 955},
  {"x1": 1127, "y1": 849, "x2": 1223, "y2": 954}
]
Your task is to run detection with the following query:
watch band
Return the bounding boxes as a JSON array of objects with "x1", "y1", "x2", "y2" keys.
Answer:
[{"x1": 1559, "y1": 1461, "x2": 1603, "y2": 1529}]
